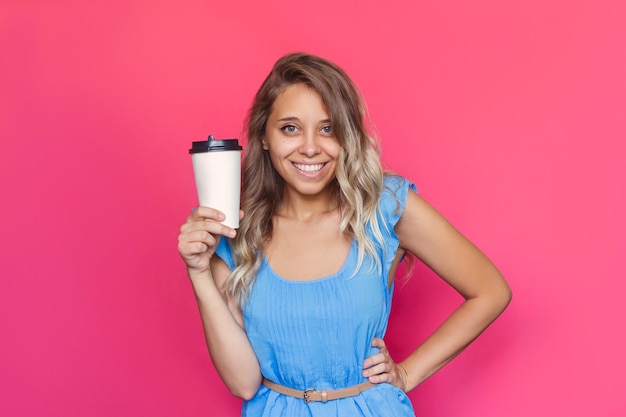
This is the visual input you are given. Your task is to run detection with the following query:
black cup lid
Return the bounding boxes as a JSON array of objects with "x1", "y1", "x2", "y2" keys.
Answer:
[{"x1": 189, "y1": 135, "x2": 243, "y2": 153}]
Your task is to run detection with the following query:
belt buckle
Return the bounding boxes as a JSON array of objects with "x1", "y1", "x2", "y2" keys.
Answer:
[{"x1": 303, "y1": 388, "x2": 316, "y2": 403}]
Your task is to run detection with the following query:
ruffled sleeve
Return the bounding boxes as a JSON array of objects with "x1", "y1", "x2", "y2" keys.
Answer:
[
  {"x1": 379, "y1": 175, "x2": 418, "y2": 231},
  {"x1": 215, "y1": 237, "x2": 235, "y2": 270},
  {"x1": 377, "y1": 175, "x2": 418, "y2": 288}
]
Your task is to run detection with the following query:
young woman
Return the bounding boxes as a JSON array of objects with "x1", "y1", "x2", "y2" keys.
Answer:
[{"x1": 177, "y1": 53, "x2": 512, "y2": 416}]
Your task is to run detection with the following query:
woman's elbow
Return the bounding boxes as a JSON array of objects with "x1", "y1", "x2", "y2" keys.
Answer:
[
  {"x1": 230, "y1": 382, "x2": 261, "y2": 401},
  {"x1": 494, "y1": 278, "x2": 513, "y2": 313}
]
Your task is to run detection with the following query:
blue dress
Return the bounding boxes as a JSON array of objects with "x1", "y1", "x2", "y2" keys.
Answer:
[{"x1": 216, "y1": 176, "x2": 417, "y2": 417}]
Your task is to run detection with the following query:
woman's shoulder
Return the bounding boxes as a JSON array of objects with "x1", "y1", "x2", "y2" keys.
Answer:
[
  {"x1": 382, "y1": 174, "x2": 418, "y2": 201},
  {"x1": 378, "y1": 173, "x2": 418, "y2": 225}
]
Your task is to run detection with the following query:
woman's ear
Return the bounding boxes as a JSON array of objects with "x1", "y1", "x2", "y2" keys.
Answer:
[{"x1": 262, "y1": 138, "x2": 269, "y2": 150}]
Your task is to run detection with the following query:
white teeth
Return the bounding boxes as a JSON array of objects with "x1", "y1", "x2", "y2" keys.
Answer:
[{"x1": 294, "y1": 163, "x2": 324, "y2": 173}]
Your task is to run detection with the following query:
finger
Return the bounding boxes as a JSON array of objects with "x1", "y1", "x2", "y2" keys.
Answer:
[
  {"x1": 190, "y1": 206, "x2": 226, "y2": 222},
  {"x1": 371, "y1": 337, "x2": 387, "y2": 351},
  {"x1": 367, "y1": 372, "x2": 393, "y2": 384},
  {"x1": 363, "y1": 362, "x2": 389, "y2": 376},
  {"x1": 181, "y1": 218, "x2": 237, "y2": 238},
  {"x1": 362, "y1": 352, "x2": 386, "y2": 369},
  {"x1": 178, "y1": 239, "x2": 209, "y2": 258},
  {"x1": 178, "y1": 228, "x2": 221, "y2": 259},
  {"x1": 363, "y1": 363, "x2": 393, "y2": 380},
  {"x1": 178, "y1": 228, "x2": 216, "y2": 248},
  {"x1": 184, "y1": 230, "x2": 219, "y2": 248}
]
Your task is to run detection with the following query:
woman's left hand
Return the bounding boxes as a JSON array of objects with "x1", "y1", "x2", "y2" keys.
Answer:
[{"x1": 362, "y1": 338, "x2": 408, "y2": 392}]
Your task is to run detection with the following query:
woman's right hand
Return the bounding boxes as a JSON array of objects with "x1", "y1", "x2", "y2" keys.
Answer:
[{"x1": 177, "y1": 207, "x2": 237, "y2": 275}]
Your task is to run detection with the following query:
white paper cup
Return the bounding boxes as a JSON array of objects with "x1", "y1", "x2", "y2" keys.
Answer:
[{"x1": 189, "y1": 135, "x2": 242, "y2": 229}]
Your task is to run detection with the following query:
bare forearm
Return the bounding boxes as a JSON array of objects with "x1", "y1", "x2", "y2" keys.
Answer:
[
  {"x1": 189, "y1": 270, "x2": 262, "y2": 399},
  {"x1": 401, "y1": 286, "x2": 512, "y2": 391}
]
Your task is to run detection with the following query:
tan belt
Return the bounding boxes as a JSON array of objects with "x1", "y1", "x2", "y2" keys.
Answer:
[{"x1": 262, "y1": 378, "x2": 375, "y2": 403}]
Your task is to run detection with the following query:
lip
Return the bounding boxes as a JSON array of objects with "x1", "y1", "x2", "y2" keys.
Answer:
[{"x1": 291, "y1": 162, "x2": 327, "y2": 177}]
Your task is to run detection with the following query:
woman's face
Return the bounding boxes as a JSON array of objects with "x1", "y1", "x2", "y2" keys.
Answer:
[{"x1": 263, "y1": 83, "x2": 341, "y2": 201}]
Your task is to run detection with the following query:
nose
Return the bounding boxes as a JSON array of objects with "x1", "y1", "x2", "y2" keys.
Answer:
[{"x1": 299, "y1": 131, "x2": 321, "y2": 157}]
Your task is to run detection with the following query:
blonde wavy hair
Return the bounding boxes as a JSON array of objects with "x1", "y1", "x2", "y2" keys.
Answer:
[{"x1": 226, "y1": 53, "x2": 389, "y2": 302}]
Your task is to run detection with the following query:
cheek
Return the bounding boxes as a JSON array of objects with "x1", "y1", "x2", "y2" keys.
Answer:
[
  {"x1": 327, "y1": 141, "x2": 342, "y2": 159},
  {"x1": 271, "y1": 141, "x2": 297, "y2": 157},
  {"x1": 268, "y1": 149, "x2": 290, "y2": 170}
]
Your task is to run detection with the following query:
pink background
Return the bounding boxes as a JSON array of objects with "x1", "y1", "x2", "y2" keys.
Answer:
[{"x1": 1, "y1": 1, "x2": 625, "y2": 416}]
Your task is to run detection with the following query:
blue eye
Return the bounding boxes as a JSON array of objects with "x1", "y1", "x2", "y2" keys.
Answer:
[
  {"x1": 281, "y1": 125, "x2": 298, "y2": 134},
  {"x1": 321, "y1": 125, "x2": 332, "y2": 134}
]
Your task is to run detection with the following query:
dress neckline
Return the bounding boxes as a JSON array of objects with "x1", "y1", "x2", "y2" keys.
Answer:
[{"x1": 262, "y1": 240, "x2": 356, "y2": 284}]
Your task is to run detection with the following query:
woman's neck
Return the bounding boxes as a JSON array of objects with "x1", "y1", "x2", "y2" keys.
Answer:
[{"x1": 276, "y1": 192, "x2": 339, "y2": 222}]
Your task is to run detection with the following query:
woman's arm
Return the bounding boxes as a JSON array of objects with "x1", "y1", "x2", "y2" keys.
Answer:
[
  {"x1": 391, "y1": 190, "x2": 512, "y2": 391},
  {"x1": 178, "y1": 207, "x2": 262, "y2": 399}
]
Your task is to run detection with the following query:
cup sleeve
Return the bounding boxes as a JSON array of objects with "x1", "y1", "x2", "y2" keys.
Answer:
[
  {"x1": 378, "y1": 176, "x2": 418, "y2": 280},
  {"x1": 380, "y1": 175, "x2": 418, "y2": 230},
  {"x1": 215, "y1": 237, "x2": 235, "y2": 270}
]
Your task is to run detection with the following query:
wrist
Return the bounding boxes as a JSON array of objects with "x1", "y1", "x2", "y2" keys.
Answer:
[
  {"x1": 187, "y1": 267, "x2": 213, "y2": 283},
  {"x1": 397, "y1": 363, "x2": 410, "y2": 392}
]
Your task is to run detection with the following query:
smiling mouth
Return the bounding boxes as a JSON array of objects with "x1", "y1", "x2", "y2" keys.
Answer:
[{"x1": 293, "y1": 162, "x2": 325, "y2": 173}]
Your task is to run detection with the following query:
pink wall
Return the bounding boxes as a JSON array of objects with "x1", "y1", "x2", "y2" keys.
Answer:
[{"x1": 1, "y1": 1, "x2": 624, "y2": 416}]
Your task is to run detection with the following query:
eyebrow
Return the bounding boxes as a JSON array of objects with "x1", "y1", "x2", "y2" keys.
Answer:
[{"x1": 276, "y1": 117, "x2": 332, "y2": 124}]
